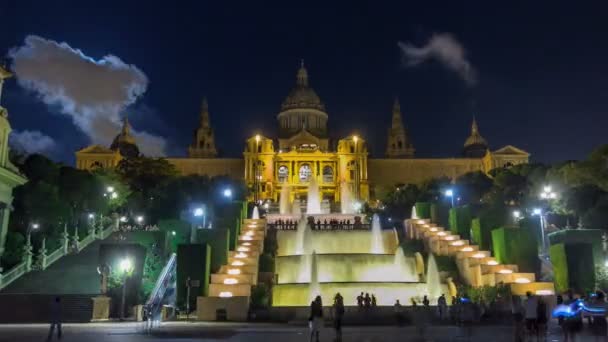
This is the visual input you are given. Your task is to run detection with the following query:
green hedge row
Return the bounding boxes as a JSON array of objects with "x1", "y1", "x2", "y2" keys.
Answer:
[
  {"x1": 491, "y1": 227, "x2": 539, "y2": 273},
  {"x1": 430, "y1": 203, "x2": 449, "y2": 228},
  {"x1": 176, "y1": 244, "x2": 211, "y2": 310},
  {"x1": 449, "y1": 206, "x2": 472, "y2": 239},
  {"x1": 565, "y1": 243, "x2": 596, "y2": 293},
  {"x1": 550, "y1": 244, "x2": 569, "y2": 293},
  {"x1": 415, "y1": 202, "x2": 431, "y2": 219},
  {"x1": 198, "y1": 229, "x2": 230, "y2": 273}
]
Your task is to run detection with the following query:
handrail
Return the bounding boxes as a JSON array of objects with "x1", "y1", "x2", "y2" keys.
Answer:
[
  {"x1": 46, "y1": 247, "x2": 65, "y2": 266},
  {"x1": 0, "y1": 261, "x2": 26, "y2": 289},
  {"x1": 144, "y1": 253, "x2": 177, "y2": 320}
]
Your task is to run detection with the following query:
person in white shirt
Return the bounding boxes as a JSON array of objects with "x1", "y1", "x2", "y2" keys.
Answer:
[{"x1": 524, "y1": 292, "x2": 538, "y2": 339}]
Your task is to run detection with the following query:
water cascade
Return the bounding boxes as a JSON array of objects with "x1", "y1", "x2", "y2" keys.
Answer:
[
  {"x1": 309, "y1": 250, "x2": 320, "y2": 303},
  {"x1": 306, "y1": 177, "x2": 321, "y2": 214},
  {"x1": 252, "y1": 206, "x2": 260, "y2": 219},
  {"x1": 393, "y1": 246, "x2": 416, "y2": 279},
  {"x1": 426, "y1": 253, "x2": 442, "y2": 303},
  {"x1": 411, "y1": 205, "x2": 418, "y2": 219},
  {"x1": 371, "y1": 214, "x2": 385, "y2": 254},
  {"x1": 291, "y1": 199, "x2": 301, "y2": 216},
  {"x1": 340, "y1": 181, "x2": 353, "y2": 214},
  {"x1": 295, "y1": 219, "x2": 313, "y2": 256},
  {"x1": 279, "y1": 186, "x2": 291, "y2": 215}
]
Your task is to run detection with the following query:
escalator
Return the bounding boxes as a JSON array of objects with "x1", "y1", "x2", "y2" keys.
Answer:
[{"x1": 144, "y1": 253, "x2": 177, "y2": 326}]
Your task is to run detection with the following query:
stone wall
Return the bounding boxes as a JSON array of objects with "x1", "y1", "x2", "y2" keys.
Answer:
[
  {"x1": 167, "y1": 158, "x2": 244, "y2": 178},
  {"x1": 367, "y1": 158, "x2": 485, "y2": 188}
]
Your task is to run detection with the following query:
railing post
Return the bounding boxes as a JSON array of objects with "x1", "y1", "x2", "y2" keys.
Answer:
[
  {"x1": 72, "y1": 226, "x2": 80, "y2": 252},
  {"x1": 62, "y1": 224, "x2": 70, "y2": 254},
  {"x1": 36, "y1": 237, "x2": 47, "y2": 270},
  {"x1": 23, "y1": 234, "x2": 33, "y2": 272}
]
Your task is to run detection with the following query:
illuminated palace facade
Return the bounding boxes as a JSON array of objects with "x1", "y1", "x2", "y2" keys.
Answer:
[{"x1": 76, "y1": 64, "x2": 529, "y2": 203}]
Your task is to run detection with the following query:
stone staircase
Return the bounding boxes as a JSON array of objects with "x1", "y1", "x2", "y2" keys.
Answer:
[
  {"x1": 407, "y1": 219, "x2": 554, "y2": 296},
  {"x1": 197, "y1": 218, "x2": 266, "y2": 320}
]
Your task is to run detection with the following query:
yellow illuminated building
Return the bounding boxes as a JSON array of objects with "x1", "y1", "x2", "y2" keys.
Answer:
[{"x1": 75, "y1": 63, "x2": 529, "y2": 203}]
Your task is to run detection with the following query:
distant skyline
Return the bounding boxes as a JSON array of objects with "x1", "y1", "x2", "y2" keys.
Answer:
[{"x1": 1, "y1": 1, "x2": 607, "y2": 164}]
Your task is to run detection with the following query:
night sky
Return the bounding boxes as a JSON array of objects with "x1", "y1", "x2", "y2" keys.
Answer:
[{"x1": 1, "y1": 1, "x2": 607, "y2": 164}]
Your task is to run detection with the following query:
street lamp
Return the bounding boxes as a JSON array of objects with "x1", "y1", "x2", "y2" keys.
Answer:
[
  {"x1": 445, "y1": 189, "x2": 455, "y2": 208},
  {"x1": 119, "y1": 258, "x2": 133, "y2": 320},
  {"x1": 136, "y1": 216, "x2": 144, "y2": 224},
  {"x1": 532, "y1": 208, "x2": 546, "y2": 256},
  {"x1": 540, "y1": 185, "x2": 557, "y2": 200},
  {"x1": 191, "y1": 206, "x2": 206, "y2": 242},
  {"x1": 120, "y1": 216, "x2": 128, "y2": 222},
  {"x1": 107, "y1": 186, "x2": 114, "y2": 193},
  {"x1": 223, "y1": 188, "x2": 233, "y2": 199}
]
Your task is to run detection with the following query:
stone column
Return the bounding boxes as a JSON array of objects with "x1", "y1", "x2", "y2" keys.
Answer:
[
  {"x1": 23, "y1": 234, "x2": 33, "y2": 272},
  {"x1": 36, "y1": 238, "x2": 47, "y2": 270},
  {"x1": 72, "y1": 226, "x2": 80, "y2": 252},
  {"x1": 0, "y1": 203, "x2": 8, "y2": 259},
  {"x1": 62, "y1": 224, "x2": 70, "y2": 254}
]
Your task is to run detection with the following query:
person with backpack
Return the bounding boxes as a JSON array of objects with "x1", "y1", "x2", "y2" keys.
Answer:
[{"x1": 333, "y1": 293, "x2": 345, "y2": 342}]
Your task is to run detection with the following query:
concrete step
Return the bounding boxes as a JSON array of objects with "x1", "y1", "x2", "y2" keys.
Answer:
[
  {"x1": 208, "y1": 283, "x2": 252, "y2": 297},
  {"x1": 211, "y1": 273, "x2": 256, "y2": 285}
]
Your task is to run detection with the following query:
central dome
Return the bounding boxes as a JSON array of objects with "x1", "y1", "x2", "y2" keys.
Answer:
[{"x1": 281, "y1": 64, "x2": 325, "y2": 111}]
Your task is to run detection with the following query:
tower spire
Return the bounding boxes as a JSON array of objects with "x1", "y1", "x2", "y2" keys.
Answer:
[
  {"x1": 386, "y1": 97, "x2": 414, "y2": 158},
  {"x1": 200, "y1": 97, "x2": 210, "y2": 128},
  {"x1": 188, "y1": 97, "x2": 217, "y2": 158},
  {"x1": 296, "y1": 60, "x2": 308, "y2": 87}
]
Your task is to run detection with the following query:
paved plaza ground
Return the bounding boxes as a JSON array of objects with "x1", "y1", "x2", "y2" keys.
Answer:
[{"x1": 0, "y1": 321, "x2": 595, "y2": 342}]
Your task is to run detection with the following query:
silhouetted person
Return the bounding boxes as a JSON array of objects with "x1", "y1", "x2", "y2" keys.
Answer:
[
  {"x1": 364, "y1": 293, "x2": 371, "y2": 308},
  {"x1": 333, "y1": 293, "x2": 345, "y2": 341},
  {"x1": 309, "y1": 296, "x2": 323, "y2": 342},
  {"x1": 422, "y1": 295, "x2": 430, "y2": 307},
  {"x1": 47, "y1": 296, "x2": 62, "y2": 340},
  {"x1": 438, "y1": 294, "x2": 447, "y2": 321},
  {"x1": 356, "y1": 292, "x2": 363, "y2": 309},
  {"x1": 371, "y1": 294, "x2": 377, "y2": 307},
  {"x1": 394, "y1": 300, "x2": 403, "y2": 325}
]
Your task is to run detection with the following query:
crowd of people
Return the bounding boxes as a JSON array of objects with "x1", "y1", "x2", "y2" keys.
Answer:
[
  {"x1": 270, "y1": 218, "x2": 368, "y2": 231},
  {"x1": 116, "y1": 224, "x2": 159, "y2": 232}
]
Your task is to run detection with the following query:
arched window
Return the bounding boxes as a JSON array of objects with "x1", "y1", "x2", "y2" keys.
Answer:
[
  {"x1": 322, "y1": 166, "x2": 333, "y2": 183},
  {"x1": 398, "y1": 141, "x2": 403, "y2": 148},
  {"x1": 278, "y1": 165, "x2": 289, "y2": 183},
  {"x1": 347, "y1": 160, "x2": 357, "y2": 181},
  {"x1": 299, "y1": 164, "x2": 312, "y2": 182}
]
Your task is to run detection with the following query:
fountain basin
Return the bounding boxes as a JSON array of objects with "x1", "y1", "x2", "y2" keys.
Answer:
[
  {"x1": 275, "y1": 254, "x2": 419, "y2": 283},
  {"x1": 272, "y1": 282, "x2": 449, "y2": 306},
  {"x1": 277, "y1": 230, "x2": 398, "y2": 256}
]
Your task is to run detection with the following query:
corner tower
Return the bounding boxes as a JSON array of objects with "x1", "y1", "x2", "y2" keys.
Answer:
[
  {"x1": 188, "y1": 98, "x2": 218, "y2": 158},
  {"x1": 463, "y1": 117, "x2": 489, "y2": 158},
  {"x1": 385, "y1": 98, "x2": 415, "y2": 158},
  {"x1": 277, "y1": 62, "x2": 329, "y2": 151}
]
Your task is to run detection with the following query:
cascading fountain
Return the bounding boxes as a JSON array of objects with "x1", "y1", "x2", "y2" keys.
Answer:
[
  {"x1": 340, "y1": 180, "x2": 353, "y2": 214},
  {"x1": 426, "y1": 253, "x2": 442, "y2": 303},
  {"x1": 371, "y1": 214, "x2": 385, "y2": 254},
  {"x1": 279, "y1": 186, "x2": 291, "y2": 215},
  {"x1": 393, "y1": 246, "x2": 417, "y2": 281},
  {"x1": 295, "y1": 219, "x2": 312, "y2": 255},
  {"x1": 411, "y1": 205, "x2": 418, "y2": 219},
  {"x1": 309, "y1": 250, "x2": 320, "y2": 303},
  {"x1": 291, "y1": 199, "x2": 301, "y2": 216},
  {"x1": 306, "y1": 177, "x2": 321, "y2": 214},
  {"x1": 252, "y1": 206, "x2": 260, "y2": 219}
]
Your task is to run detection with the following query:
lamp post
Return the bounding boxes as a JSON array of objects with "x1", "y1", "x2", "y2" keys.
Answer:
[
  {"x1": 254, "y1": 135, "x2": 261, "y2": 203},
  {"x1": 512, "y1": 210, "x2": 521, "y2": 224},
  {"x1": 445, "y1": 189, "x2": 455, "y2": 208},
  {"x1": 353, "y1": 135, "x2": 359, "y2": 201},
  {"x1": 191, "y1": 206, "x2": 205, "y2": 243},
  {"x1": 27, "y1": 222, "x2": 40, "y2": 242},
  {"x1": 223, "y1": 188, "x2": 233, "y2": 199},
  {"x1": 119, "y1": 258, "x2": 133, "y2": 320},
  {"x1": 532, "y1": 208, "x2": 546, "y2": 257}
]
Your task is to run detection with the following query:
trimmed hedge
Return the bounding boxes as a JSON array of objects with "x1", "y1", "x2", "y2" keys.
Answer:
[
  {"x1": 550, "y1": 244, "x2": 569, "y2": 293},
  {"x1": 565, "y1": 243, "x2": 596, "y2": 293},
  {"x1": 176, "y1": 244, "x2": 211, "y2": 310},
  {"x1": 548, "y1": 229, "x2": 604, "y2": 266},
  {"x1": 415, "y1": 202, "x2": 432, "y2": 219},
  {"x1": 448, "y1": 206, "x2": 472, "y2": 239},
  {"x1": 198, "y1": 229, "x2": 230, "y2": 273},
  {"x1": 158, "y1": 219, "x2": 190, "y2": 254},
  {"x1": 430, "y1": 203, "x2": 449, "y2": 227},
  {"x1": 491, "y1": 227, "x2": 539, "y2": 273}
]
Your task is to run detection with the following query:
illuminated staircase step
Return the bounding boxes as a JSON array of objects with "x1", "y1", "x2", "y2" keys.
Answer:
[
  {"x1": 219, "y1": 264, "x2": 257, "y2": 274},
  {"x1": 495, "y1": 272, "x2": 536, "y2": 284},
  {"x1": 209, "y1": 283, "x2": 252, "y2": 297},
  {"x1": 510, "y1": 282, "x2": 555, "y2": 296},
  {"x1": 211, "y1": 273, "x2": 255, "y2": 285}
]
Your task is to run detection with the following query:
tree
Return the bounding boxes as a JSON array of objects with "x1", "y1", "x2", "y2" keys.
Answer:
[
  {"x1": 116, "y1": 157, "x2": 178, "y2": 195},
  {"x1": 455, "y1": 171, "x2": 493, "y2": 205}
]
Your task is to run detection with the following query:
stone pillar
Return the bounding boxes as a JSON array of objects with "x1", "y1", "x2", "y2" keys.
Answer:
[
  {"x1": 62, "y1": 224, "x2": 70, "y2": 254},
  {"x1": 72, "y1": 226, "x2": 80, "y2": 251},
  {"x1": 36, "y1": 238, "x2": 47, "y2": 270},
  {"x1": 0, "y1": 204, "x2": 8, "y2": 259},
  {"x1": 91, "y1": 296, "x2": 111, "y2": 321},
  {"x1": 23, "y1": 234, "x2": 33, "y2": 272}
]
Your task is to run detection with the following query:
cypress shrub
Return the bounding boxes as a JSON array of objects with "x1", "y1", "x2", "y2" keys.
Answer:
[
  {"x1": 415, "y1": 202, "x2": 432, "y2": 219},
  {"x1": 176, "y1": 244, "x2": 211, "y2": 310},
  {"x1": 491, "y1": 227, "x2": 539, "y2": 273},
  {"x1": 550, "y1": 243, "x2": 569, "y2": 293},
  {"x1": 448, "y1": 206, "x2": 472, "y2": 239},
  {"x1": 198, "y1": 229, "x2": 230, "y2": 273}
]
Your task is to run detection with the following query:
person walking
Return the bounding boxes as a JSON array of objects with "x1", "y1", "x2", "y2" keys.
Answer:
[
  {"x1": 356, "y1": 292, "x2": 363, "y2": 309},
  {"x1": 333, "y1": 293, "x2": 345, "y2": 342},
  {"x1": 371, "y1": 294, "x2": 377, "y2": 307},
  {"x1": 394, "y1": 300, "x2": 403, "y2": 326},
  {"x1": 438, "y1": 294, "x2": 448, "y2": 321},
  {"x1": 511, "y1": 295, "x2": 524, "y2": 342},
  {"x1": 422, "y1": 295, "x2": 430, "y2": 308},
  {"x1": 536, "y1": 297, "x2": 548, "y2": 341},
  {"x1": 459, "y1": 298, "x2": 475, "y2": 341},
  {"x1": 523, "y1": 292, "x2": 538, "y2": 340},
  {"x1": 589, "y1": 291, "x2": 607, "y2": 341},
  {"x1": 364, "y1": 293, "x2": 371, "y2": 309},
  {"x1": 309, "y1": 296, "x2": 323, "y2": 342},
  {"x1": 47, "y1": 296, "x2": 62, "y2": 341}
]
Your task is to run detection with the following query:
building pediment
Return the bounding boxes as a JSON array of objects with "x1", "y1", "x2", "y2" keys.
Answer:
[
  {"x1": 284, "y1": 129, "x2": 322, "y2": 149},
  {"x1": 492, "y1": 145, "x2": 530, "y2": 156},
  {"x1": 76, "y1": 145, "x2": 117, "y2": 155}
]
